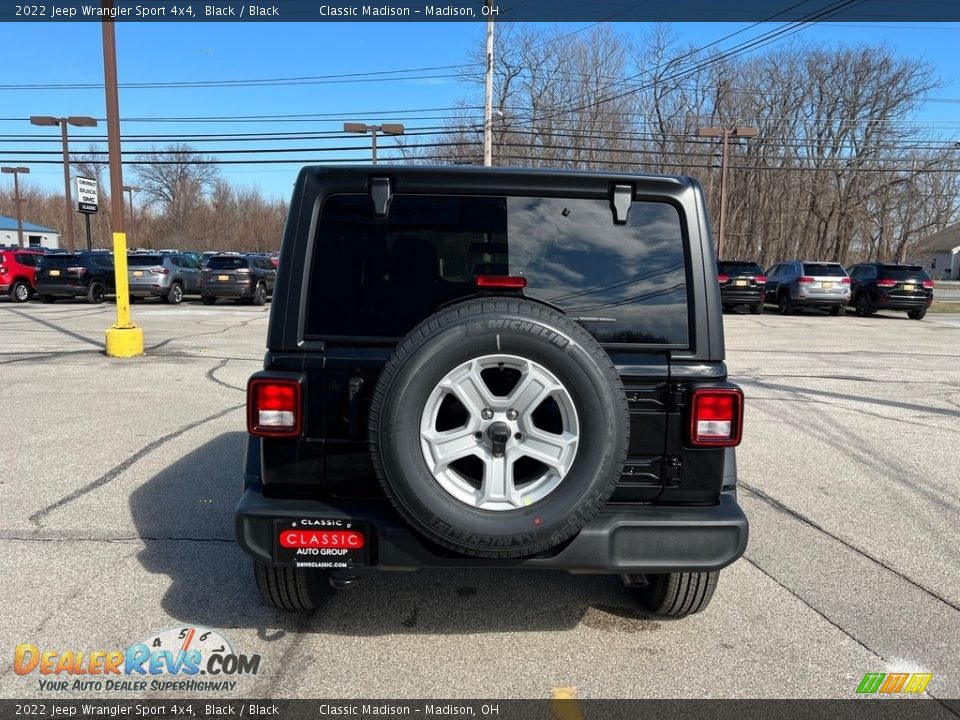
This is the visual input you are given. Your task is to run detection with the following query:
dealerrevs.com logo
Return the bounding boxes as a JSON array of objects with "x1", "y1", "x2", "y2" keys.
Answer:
[{"x1": 14, "y1": 626, "x2": 261, "y2": 693}]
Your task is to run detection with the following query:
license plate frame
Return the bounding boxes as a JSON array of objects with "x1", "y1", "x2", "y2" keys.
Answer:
[
  {"x1": 50, "y1": 269, "x2": 61, "y2": 277},
  {"x1": 274, "y1": 519, "x2": 370, "y2": 569},
  {"x1": 735, "y1": 279, "x2": 748, "y2": 287},
  {"x1": 133, "y1": 270, "x2": 143, "y2": 277},
  {"x1": 218, "y1": 274, "x2": 230, "y2": 281},
  {"x1": 903, "y1": 283, "x2": 915, "y2": 291},
  {"x1": 822, "y1": 281, "x2": 833, "y2": 289}
]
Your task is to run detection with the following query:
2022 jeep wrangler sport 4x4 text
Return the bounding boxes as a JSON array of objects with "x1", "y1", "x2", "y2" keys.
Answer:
[{"x1": 235, "y1": 166, "x2": 748, "y2": 617}]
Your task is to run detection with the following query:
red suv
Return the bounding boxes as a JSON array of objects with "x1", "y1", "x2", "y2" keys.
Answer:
[{"x1": 0, "y1": 248, "x2": 43, "y2": 303}]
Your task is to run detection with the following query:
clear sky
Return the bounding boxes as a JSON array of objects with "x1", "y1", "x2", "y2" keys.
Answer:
[{"x1": 2, "y1": 20, "x2": 959, "y2": 201}]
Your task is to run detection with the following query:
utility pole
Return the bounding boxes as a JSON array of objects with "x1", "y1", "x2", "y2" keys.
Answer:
[
  {"x1": 1, "y1": 166, "x2": 30, "y2": 248},
  {"x1": 698, "y1": 126, "x2": 758, "y2": 259},
  {"x1": 483, "y1": 0, "x2": 494, "y2": 167},
  {"x1": 102, "y1": 7, "x2": 144, "y2": 357}
]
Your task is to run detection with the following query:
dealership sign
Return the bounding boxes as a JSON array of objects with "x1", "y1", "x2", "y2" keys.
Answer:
[{"x1": 76, "y1": 176, "x2": 98, "y2": 213}]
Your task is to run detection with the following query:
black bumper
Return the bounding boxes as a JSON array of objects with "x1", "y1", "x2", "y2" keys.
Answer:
[
  {"x1": 720, "y1": 289, "x2": 764, "y2": 304},
  {"x1": 204, "y1": 282, "x2": 255, "y2": 298},
  {"x1": 235, "y1": 486, "x2": 749, "y2": 574},
  {"x1": 874, "y1": 296, "x2": 931, "y2": 310},
  {"x1": 35, "y1": 282, "x2": 89, "y2": 296}
]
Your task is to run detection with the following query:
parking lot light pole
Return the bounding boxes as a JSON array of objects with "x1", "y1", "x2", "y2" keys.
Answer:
[
  {"x1": 29, "y1": 115, "x2": 97, "y2": 254},
  {"x1": 343, "y1": 122, "x2": 405, "y2": 165},
  {"x1": 102, "y1": 11, "x2": 143, "y2": 358},
  {"x1": 1, "y1": 166, "x2": 30, "y2": 248},
  {"x1": 697, "y1": 126, "x2": 758, "y2": 259}
]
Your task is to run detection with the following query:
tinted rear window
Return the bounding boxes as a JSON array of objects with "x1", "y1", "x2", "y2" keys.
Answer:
[
  {"x1": 718, "y1": 262, "x2": 763, "y2": 275},
  {"x1": 803, "y1": 263, "x2": 847, "y2": 277},
  {"x1": 207, "y1": 257, "x2": 249, "y2": 270},
  {"x1": 306, "y1": 194, "x2": 688, "y2": 346},
  {"x1": 128, "y1": 255, "x2": 164, "y2": 266},
  {"x1": 39, "y1": 255, "x2": 80, "y2": 267},
  {"x1": 880, "y1": 265, "x2": 929, "y2": 281}
]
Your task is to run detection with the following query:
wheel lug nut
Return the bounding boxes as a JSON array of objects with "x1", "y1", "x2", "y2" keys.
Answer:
[
  {"x1": 506, "y1": 408, "x2": 518, "y2": 421},
  {"x1": 481, "y1": 408, "x2": 494, "y2": 420},
  {"x1": 514, "y1": 432, "x2": 524, "y2": 441},
  {"x1": 474, "y1": 432, "x2": 484, "y2": 440}
]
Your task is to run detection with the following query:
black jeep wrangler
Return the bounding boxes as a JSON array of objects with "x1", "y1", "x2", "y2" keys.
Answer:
[{"x1": 236, "y1": 166, "x2": 748, "y2": 617}]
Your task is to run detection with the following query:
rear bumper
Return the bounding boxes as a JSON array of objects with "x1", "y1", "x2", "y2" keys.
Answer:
[
  {"x1": 235, "y1": 486, "x2": 749, "y2": 574},
  {"x1": 35, "y1": 282, "x2": 89, "y2": 296},
  {"x1": 795, "y1": 295, "x2": 848, "y2": 306},
  {"x1": 128, "y1": 280, "x2": 171, "y2": 297},
  {"x1": 720, "y1": 288, "x2": 764, "y2": 304},
  {"x1": 873, "y1": 295, "x2": 932, "y2": 310},
  {"x1": 204, "y1": 282, "x2": 255, "y2": 298}
]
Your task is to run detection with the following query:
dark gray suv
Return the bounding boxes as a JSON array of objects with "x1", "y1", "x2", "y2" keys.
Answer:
[
  {"x1": 201, "y1": 254, "x2": 276, "y2": 305},
  {"x1": 127, "y1": 253, "x2": 203, "y2": 305}
]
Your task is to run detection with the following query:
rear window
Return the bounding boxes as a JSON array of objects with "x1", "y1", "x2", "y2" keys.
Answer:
[
  {"x1": 802, "y1": 263, "x2": 847, "y2": 277},
  {"x1": 306, "y1": 194, "x2": 688, "y2": 346},
  {"x1": 207, "y1": 256, "x2": 249, "y2": 270},
  {"x1": 880, "y1": 265, "x2": 929, "y2": 281},
  {"x1": 718, "y1": 261, "x2": 763, "y2": 275},
  {"x1": 39, "y1": 255, "x2": 80, "y2": 267},
  {"x1": 128, "y1": 255, "x2": 164, "y2": 267}
]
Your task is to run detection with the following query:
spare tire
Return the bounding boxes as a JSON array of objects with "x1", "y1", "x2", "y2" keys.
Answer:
[{"x1": 369, "y1": 297, "x2": 630, "y2": 559}]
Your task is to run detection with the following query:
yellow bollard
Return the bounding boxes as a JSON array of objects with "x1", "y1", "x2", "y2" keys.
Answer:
[{"x1": 104, "y1": 231, "x2": 144, "y2": 357}]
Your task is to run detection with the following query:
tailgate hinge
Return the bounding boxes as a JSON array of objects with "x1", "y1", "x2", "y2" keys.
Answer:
[{"x1": 666, "y1": 383, "x2": 686, "y2": 412}]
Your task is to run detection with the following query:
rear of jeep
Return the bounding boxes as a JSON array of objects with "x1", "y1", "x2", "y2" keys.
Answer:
[{"x1": 235, "y1": 166, "x2": 748, "y2": 616}]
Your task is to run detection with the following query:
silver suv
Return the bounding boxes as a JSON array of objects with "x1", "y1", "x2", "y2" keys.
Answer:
[
  {"x1": 127, "y1": 253, "x2": 203, "y2": 305},
  {"x1": 764, "y1": 260, "x2": 850, "y2": 315}
]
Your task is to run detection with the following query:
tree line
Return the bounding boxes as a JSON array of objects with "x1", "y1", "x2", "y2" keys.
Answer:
[
  {"x1": 0, "y1": 144, "x2": 286, "y2": 253},
  {"x1": 407, "y1": 24, "x2": 960, "y2": 266}
]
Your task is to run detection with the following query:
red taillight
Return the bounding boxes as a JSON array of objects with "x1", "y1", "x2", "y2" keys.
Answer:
[
  {"x1": 840, "y1": 277, "x2": 851, "y2": 285},
  {"x1": 150, "y1": 266, "x2": 169, "y2": 275},
  {"x1": 754, "y1": 275, "x2": 767, "y2": 284},
  {"x1": 0, "y1": 267, "x2": 7, "y2": 275},
  {"x1": 689, "y1": 388, "x2": 743, "y2": 448},
  {"x1": 235, "y1": 267, "x2": 252, "y2": 274},
  {"x1": 67, "y1": 266, "x2": 87, "y2": 275},
  {"x1": 798, "y1": 276, "x2": 815, "y2": 284},
  {"x1": 248, "y1": 378, "x2": 302, "y2": 438},
  {"x1": 922, "y1": 280, "x2": 934, "y2": 289},
  {"x1": 876, "y1": 278, "x2": 897, "y2": 288},
  {"x1": 475, "y1": 275, "x2": 527, "y2": 289},
  {"x1": 717, "y1": 274, "x2": 729, "y2": 283}
]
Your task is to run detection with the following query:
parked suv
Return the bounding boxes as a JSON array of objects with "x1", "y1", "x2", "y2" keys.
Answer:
[
  {"x1": 201, "y1": 254, "x2": 275, "y2": 305},
  {"x1": 0, "y1": 248, "x2": 43, "y2": 303},
  {"x1": 717, "y1": 260, "x2": 766, "y2": 313},
  {"x1": 848, "y1": 263, "x2": 934, "y2": 320},
  {"x1": 34, "y1": 251, "x2": 115, "y2": 304},
  {"x1": 128, "y1": 253, "x2": 202, "y2": 304},
  {"x1": 764, "y1": 260, "x2": 850, "y2": 315},
  {"x1": 235, "y1": 166, "x2": 748, "y2": 618}
]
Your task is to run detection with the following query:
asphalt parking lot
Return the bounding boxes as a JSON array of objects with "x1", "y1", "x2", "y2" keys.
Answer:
[{"x1": 0, "y1": 300, "x2": 958, "y2": 701}]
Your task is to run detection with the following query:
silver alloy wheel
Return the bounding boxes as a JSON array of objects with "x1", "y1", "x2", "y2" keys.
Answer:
[
  {"x1": 171, "y1": 283, "x2": 183, "y2": 303},
  {"x1": 13, "y1": 282, "x2": 29, "y2": 302},
  {"x1": 419, "y1": 354, "x2": 579, "y2": 511}
]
